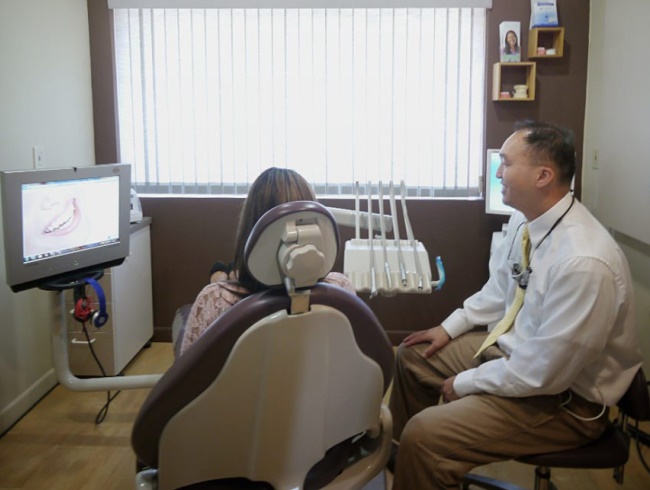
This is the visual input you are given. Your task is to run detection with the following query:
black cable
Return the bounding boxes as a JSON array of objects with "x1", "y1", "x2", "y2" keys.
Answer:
[
  {"x1": 81, "y1": 321, "x2": 121, "y2": 424},
  {"x1": 628, "y1": 381, "x2": 650, "y2": 477},
  {"x1": 632, "y1": 419, "x2": 650, "y2": 475},
  {"x1": 636, "y1": 382, "x2": 650, "y2": 475},
  {"x1": 95, "y1": 390, "x2": 121, "y2": 425}
]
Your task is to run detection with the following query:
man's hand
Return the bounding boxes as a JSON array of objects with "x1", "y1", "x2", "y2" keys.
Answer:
[
  {"x1": 441, "y1": 376, "x2": 460, "y2": 402},
  {"x1": 403, "y1": 325, "x2": 451, "y2": 358}
]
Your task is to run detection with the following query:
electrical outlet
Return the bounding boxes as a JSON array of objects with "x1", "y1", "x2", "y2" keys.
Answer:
[
  {"x1": 591, "y1": 149, "x2": 599, "y2": 170},
  {"x1": 32, "y1": 146, "x2": 45, "y2": 168}
]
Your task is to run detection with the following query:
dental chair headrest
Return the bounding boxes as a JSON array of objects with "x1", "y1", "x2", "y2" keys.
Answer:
[{"x1": 244, "y1": 201, "x2": 339, "y2": 289}]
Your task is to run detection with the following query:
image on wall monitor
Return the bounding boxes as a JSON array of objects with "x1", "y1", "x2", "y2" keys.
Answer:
[
  {"x1": 485, "y1": 149, "x2": 514, "y2": 216},
  {"x1": 1, "y1": 164, "x2": 131, "y2": 292}
]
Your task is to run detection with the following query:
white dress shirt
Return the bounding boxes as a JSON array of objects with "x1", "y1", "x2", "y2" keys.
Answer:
[{"x1": 443, "y1": 193, "x2": 642, "y2": 406}]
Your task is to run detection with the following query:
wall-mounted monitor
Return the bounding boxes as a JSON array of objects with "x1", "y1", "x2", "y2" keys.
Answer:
[
  {"x1": 485, "y1": 149, "x2": 514, "y2": 216},
  {"x1": 1, "y1": 164, "x2": 131, "y2": 292}
]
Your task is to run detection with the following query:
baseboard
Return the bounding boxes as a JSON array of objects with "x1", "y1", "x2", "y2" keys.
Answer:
[{"x1": 0, "y1": 368, "x2": 57, "y2": 437}]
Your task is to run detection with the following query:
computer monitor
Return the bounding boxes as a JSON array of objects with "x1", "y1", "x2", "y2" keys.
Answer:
[
  {"x1": 485, "y1": 149, "x2": 514, "y2": 216},
  {"x1": 1, "y1": 164, "x2": 131, "y2": 292}
]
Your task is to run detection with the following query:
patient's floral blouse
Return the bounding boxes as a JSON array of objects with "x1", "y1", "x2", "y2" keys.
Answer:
[{"x1": 179, "y1": 272, "x2": 355, "y2": 355}]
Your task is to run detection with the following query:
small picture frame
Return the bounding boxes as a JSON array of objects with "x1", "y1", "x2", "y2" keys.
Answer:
[{"x1": 500, "y1": 21, "x2": 521, "y2": 63}]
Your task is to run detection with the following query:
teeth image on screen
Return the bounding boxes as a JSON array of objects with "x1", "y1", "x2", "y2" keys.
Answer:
[{"x1": 43, "y1": 199, "x2": 77, "y2": 234}]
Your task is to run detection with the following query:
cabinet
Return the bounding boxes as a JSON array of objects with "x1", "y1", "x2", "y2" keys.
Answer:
[
  {"x1": 65, "y1": 219, "x2": 154, "y2": 376},
  {"x1": 492, "y1": 62, "x2": 536, "y2": 101},
  {"x1": 528, "y1": 27, "x2": 565, "y2": 59}
]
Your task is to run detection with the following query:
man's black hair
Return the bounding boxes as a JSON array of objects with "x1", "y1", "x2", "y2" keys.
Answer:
[{"x1": 514, "y1": 120, "x2": 576, "y2": 185}]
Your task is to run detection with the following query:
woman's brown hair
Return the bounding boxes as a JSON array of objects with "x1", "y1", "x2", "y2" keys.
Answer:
[{"x1": 232, "y1": 167, "x2": 316, "y2": 292}]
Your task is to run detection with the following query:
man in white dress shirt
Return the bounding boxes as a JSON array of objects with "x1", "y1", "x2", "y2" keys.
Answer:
[{"x1": 389, "y1": 120, "x2": 642, "y2": 489}]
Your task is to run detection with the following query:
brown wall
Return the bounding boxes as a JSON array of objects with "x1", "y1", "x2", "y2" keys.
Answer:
[
  {"x1": 485, "y1": 0, "x2": 590, "y2": 191},
  {"x1": 88, "y1": 0, "x2": 590, "y2": 344},
  {"x1": 141, "y1": 196, "x2": 504, "y2": 343}
]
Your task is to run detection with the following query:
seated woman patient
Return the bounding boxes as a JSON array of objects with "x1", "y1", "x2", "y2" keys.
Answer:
[{"x1": 179, "y1": 167, "x2": 354, "y2": 355}]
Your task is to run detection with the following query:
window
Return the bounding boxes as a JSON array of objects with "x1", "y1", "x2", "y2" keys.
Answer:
[{"x1": 113, "y1": 7, "x2": 486, "y2": 196}]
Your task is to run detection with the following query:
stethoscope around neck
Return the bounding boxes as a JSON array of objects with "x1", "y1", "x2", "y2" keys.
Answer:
[{"x1": 506, "y1": 196, "x2": 576, "y2": 290}]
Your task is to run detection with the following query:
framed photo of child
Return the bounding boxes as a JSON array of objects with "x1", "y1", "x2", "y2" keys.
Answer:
[{"x1": 500, "y1": 21, "x2": 521, "y2": 62}]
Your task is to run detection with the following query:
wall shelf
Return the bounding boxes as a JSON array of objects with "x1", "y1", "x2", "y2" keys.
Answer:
[
  {"x1": 492, "y1": 62, "x2": 536, "y2": 101},
  {"x1": 528, "y1": 27, "x2": 565, "y2": 58}
]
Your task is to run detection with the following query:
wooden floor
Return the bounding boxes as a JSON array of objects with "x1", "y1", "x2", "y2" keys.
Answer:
[{"x1": 0, "y1": 342, "x2": 649, "y2": 490}]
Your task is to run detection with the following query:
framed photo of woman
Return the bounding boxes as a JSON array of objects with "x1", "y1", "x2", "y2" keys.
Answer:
[{"x1": 500, "y1": 21, "x2": 521, "y2": 62}]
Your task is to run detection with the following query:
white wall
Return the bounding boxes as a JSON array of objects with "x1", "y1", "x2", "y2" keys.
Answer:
[
  {"x1": 0, "y1": 0, "x2": 95, "y2": 435},
  {"x1": 583, "y1": 0, "x2": 650, "y2": 368}
]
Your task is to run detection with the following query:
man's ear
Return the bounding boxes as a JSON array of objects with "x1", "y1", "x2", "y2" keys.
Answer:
[{"x1": 536, "y1": 165, "x2": 555, "y2": 188}]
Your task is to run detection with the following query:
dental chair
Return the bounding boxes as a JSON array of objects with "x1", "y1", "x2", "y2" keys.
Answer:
[{"x1": 132, "y1": 201, "x2": 395, "y2": 490}]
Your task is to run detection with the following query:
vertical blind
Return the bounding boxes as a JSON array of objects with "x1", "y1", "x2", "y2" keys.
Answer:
[{"x1": 113, "y1": 7, "x2": 486, "y2": 196}]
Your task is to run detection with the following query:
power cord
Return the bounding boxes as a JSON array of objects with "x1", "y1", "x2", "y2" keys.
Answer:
[
  {"x1": 72, "y1": 284, "x2": 120, "y2": 425},
  {"x1": 629, "y1": 419, "x2": 650, "y2": 476},
  {"x1": 626, "y1": 380, "x2": 650, "y2": 476},
  {"x1": 76, "y1": 298, "x2": 121, "y2": 425}
]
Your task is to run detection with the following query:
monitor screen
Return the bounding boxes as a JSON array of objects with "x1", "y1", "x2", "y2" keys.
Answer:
[
  {"x1": 485, "y1": 149, "x2": 514, "y2": 216},
  {"x1": 1, "y1": 164, "x2": 131, "y2": 292},
  {"x1": 21, "y1": 176, "x2": 120, "y2": 264}
]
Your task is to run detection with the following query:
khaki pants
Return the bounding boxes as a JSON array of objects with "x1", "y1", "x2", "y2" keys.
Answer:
[{"x1": 389, "y1": 332, "x2": 608, "y2": 490}]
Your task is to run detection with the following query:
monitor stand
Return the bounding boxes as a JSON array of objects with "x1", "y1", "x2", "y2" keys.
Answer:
[
  {"x1": 47, "y1": 272, "x2": 162, "y2": 392},
  {"x1": 39, "y1": 268, "x2": 105, "y2": 291}
]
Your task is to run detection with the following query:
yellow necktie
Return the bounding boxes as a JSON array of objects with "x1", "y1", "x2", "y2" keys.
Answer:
[{"x1": 475, "y1": 224, "x2": 531, "y2": 358}]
